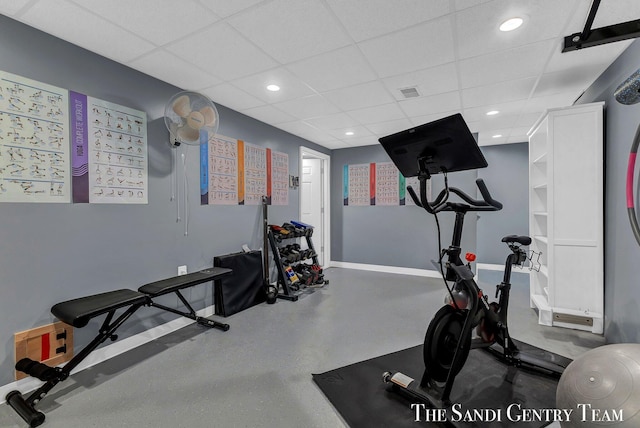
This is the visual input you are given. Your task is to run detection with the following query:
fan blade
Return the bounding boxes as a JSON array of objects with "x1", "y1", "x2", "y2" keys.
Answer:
[
  {"x1": 177, "y1": 125, "x2": 200, "y2": 143},
  {"x1": 200, "y1": 106, "x2": 217, "y2": 127},
  {"x1": 172, "y1": 94, "x2": 192, "y2": 118}
]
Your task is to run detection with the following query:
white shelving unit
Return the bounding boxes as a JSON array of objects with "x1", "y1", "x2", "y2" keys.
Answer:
[{"x1": 528, "y1": 102, "x2": 604, "y2": 334}]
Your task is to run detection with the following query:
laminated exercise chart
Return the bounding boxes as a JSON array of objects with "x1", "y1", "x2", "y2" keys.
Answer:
[
  {"x1": 375, "y1": 162, "x2": 400, "y2": 206},
  {"x1": 0, "y1": 71, "x2": 71, "y2": 203},
  {"x1": 202, "y1": 134, "x2": 239, "y2": 205},
  {"x1": 343, "y1": 162, "x2": 428, "y2": 206},
  {"x1": 242, "y1": 141, "x2": 267, "y2": 205},
  {"x1": 270, "y1": 150, "x2": 288, "y2": 206},
  {"x1": 344, "y1": 163, "x2": 371, "y2": 206}
]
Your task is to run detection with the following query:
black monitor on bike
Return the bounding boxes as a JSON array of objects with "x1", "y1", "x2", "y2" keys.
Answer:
[{"x1": 379, "y1": 113, "x2": 488, "y2": 177}]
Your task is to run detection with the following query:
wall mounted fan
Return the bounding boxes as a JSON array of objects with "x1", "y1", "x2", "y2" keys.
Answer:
[{"x1": 164, "y1": 91, "x2": 219, "y2": 146}]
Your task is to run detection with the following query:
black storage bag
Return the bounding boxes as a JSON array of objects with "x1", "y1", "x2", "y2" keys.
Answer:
[{"x1": 214, "y1": 250, "x2": 265, "y2": 317}]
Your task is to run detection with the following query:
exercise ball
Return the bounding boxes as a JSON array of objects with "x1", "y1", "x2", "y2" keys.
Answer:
[{"x1": 556, "y1": 344, "x2": 640, "y2": 427}]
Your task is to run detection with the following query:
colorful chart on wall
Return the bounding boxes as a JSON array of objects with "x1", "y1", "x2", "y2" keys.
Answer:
[
  {"x1": 375, "y1": 162, "x2": 400, "y2": 206},
  {"x1": 269, "y1": 149, "x2": 289, "y2": 206},
  {"x1": 200, "y1": 133, "x2": 239, "y2": 205},
  {"x1": 0, "y1": 71, "x2": 71, "y2": 203},
  {"x1": 241, "y1": 141, "x2": 267, "y2": 205},
  {"x1": 70, "y1": 91, "x2": 148, "y2": 204},
  {"x1": 344, "y1": 163, "x2": 372, "y2": 206}
]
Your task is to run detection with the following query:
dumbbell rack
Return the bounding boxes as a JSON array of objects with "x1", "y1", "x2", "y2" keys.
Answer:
[{"x1": 267, "y1": 225, "x2": 327, "y2": 302}]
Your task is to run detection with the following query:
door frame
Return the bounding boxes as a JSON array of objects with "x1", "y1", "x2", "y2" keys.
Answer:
[{"x1": 299, "y1": 146, "x2": 331, "y2": 267}]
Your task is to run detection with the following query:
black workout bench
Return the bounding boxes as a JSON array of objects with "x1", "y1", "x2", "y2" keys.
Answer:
[{"x1": 6, "y1": 267, "x2": 231, "y2": 427}]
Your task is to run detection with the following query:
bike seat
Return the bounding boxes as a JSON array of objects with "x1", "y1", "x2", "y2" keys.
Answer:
[{"x1": 501, "y1": 235, "x2": 532, "y2": 246}]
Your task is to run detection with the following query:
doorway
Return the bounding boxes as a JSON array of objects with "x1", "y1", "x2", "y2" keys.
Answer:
[{"x1": 299, "y1": 147, "x2": 330, "y2": 267}]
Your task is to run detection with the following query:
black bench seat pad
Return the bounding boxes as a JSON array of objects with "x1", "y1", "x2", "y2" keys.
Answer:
[
  {"x1": 138, "y1": 267, "x2": 232, "y2": 297},
  {"x1": 51, "y1": 289, "x2": 148, "y2": 328}
]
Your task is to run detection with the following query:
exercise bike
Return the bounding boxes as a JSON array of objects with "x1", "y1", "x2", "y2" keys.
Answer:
[
  {"x1": 377, "y1": 114, "x2": 567, "y2": 412},
  {"x1": 382, "y1": 172, "x2": 566, "y2": 409}
]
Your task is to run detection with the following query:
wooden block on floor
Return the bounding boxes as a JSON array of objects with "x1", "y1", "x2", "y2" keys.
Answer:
[{"x1": 14, "y1": 321, "x2": 74, "y2": 380}]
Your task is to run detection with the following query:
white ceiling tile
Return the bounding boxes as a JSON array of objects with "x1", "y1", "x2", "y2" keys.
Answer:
[
  {"x1": 462, "y1": 100, "x2": 525, "y2": 122},
  {"x1": 231, "y1": 67, "x2": 315, "y2": 104},
  {"x1": 347, "y1": 103, "x2": 406, "y2": 125},
  {"x1": 533, "y1": 68, "x2": 601, "y2": 99},
  {"x1": 365, "y1": 118, "x2": 414, "y2": 136},
  {"x1": 342, "y1": 136, "x2": 380, "y2": 147},
  {"x1": 241, "y1": 104, "x2": 296, "y2": 125},
  {"x1": 591, "y1": 0, "x2": 640, "y2": 27},
  {"x1": 398, "y1": 91, "x2": 461, "y2": 118},
  {"x1": 319, "y1": 140, "x2": 350, "y2": 150},
  {"x1": 461, "y1": 77, "x2": 536, "y2": 108},
  {"x1": 472, "y1": 114, "x2": 518, "y2": 132},
  {"x1": 514, "y1": 112, "x2": 541, "y2": 129},
  {"x1": 322, "y1": 81, "x2": 395, "y2": 112},
  {"x1": 166, "y1": 22, "x2": 277, "y2": 81},
  {"x1": 276, "y1": 120, "x2": 336, "y2": 143},
  {"x1": 410, "y1": 111, "x2": 460, "y2": 127},
  {"x1": 329, "y1": 125, "x2": 374, "y2": 140},
  {"x1": 129, "y1": 50, "x2": 220, "y2": 90},
  {"x1": 286, "y1": 46, "x2": 378, "y2": 92},
  {"x1": 21, "y1": 0, "x2": 156, "y2": 63},
  {"x1": 458, "y1": 39, "x2": 555, "y2": 88},
  {"x1": 306, "y1": 113, "x2": 360, "y2": 131},
  {"x1": 455, "y1": 0, "x2": 579, "y2": 60},
  {"x1": 454, "y1": 0, "x2": 491, "y2": 11},
  {"x1": 545, "y1": 39, "x2": 631, "y2": 74},
  {"x1": 198, "y1": 0, "x2": 265, "y2": 18},
  {"x1": 382, "y1": 62, "x2": 459, "y2": 100},
  {"x1": 478, "y1": 133, "x2": 509, "y2": 146},
  {"x1": 68, "y1": 0, "x2": 218, "y2": 46},
  {"x1": 201, "y1": 83, "x2": 264, "y2": 111},
  {"x1": 523, "y1": 93, "x2": 577, "y2": 114},
  {"x1": 325, "y1": 0, "x2": 451, "y2": 42},
  {"x1": 359, "y1": 16, "x2": 455, "y2": 78},
  {"x1": 274, "y1": 95, "x2": 341, "y2": 120},
  {"x1": 227, "y1": 0, "x2": 351, "y2": 64},
  {"x1": 0, "y1": 0, "x2": 31, "y2": 15}
]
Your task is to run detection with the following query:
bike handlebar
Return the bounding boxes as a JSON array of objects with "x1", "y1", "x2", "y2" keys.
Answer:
[{"x1": 407, "y1": 178, "x2": 502, "y2": 214}]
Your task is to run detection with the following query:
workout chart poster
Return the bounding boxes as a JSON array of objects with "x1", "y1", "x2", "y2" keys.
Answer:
[
  {"x1": 0, "y1": 70, "x2": 71, "y2": 203},
  {"x1": 71, "y1": 92, "x2": 148, "y2": 204},
  {"x1": 200, "y1": 133, "x2": 239, "y2": 205},
  {"x1": 375, "y1": 162, "x2": 400, "y2": 206},
  {"x1": 269, "y1": 149, "x2": 288, "y2": 205},
  {"x1": 241, "y1": 141, "x2": 267, "y2": 205},
  {"x1": 344, "y1": 163, "x2": 372, "y2": 206}
]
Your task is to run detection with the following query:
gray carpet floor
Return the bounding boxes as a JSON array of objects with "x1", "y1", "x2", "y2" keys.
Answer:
[{"x1": 0, "y1": 267, "x2": 604, "y2": 427}]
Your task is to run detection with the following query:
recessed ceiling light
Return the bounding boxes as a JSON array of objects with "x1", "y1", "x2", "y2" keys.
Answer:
[
  {"x1": 492, "y1": 134, "x2": 503, "y2": 138},
  {"x1": 345, "y1": 131, "x2": 355, "y2": 136},
  {"x1": 499, "y1": 17, "x2": 523, "y2": 32},
  {"x1": 486, "y1": 110, "x2": 500, "y2": 116},
  {"x1": 266, "y1": 84, "x2": 280, "y2": 92}
]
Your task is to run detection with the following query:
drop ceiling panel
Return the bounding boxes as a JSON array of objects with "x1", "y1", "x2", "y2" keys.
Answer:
[
  {"x1": 398, "y1": 91, "x2": 461, "y2": 118},
  {"x1": 347, "y1": 103, "x2": 406, "y2": 125},
  {"x1": 461, "y1": 77, "x2": 537, "y2": 108},
  {"x1": 454, "y1": 0, "x2": 492, "y2": 11},
  {"x1": 201, "y1": 83, "x2": 264, "y2": 111},
  {"x1": 129, "y1": 50, "x2": 220, "y2": 90},
  {"x1": 455, "y1": 0, "x2": 579, "y2": 60},
  {"x1": 358, "y1": 17, "x2": 456, "y2": 78},
  {"x1": 0, "y1": 0, "x2": 31, "y2": 15},
  {"x1": 322, "y1": 81, "x2": 396, "y2": 112},
  {"x1": 545, "y1": 39, "x2": 631, "y2": 74},
  {"x1": 67, "y1": 0, "x2": 219, "y2": 46},
  {"x1": 166, "y1": 22, "x2": 277, "y2": 81},
  {"x1": 533, "y1": 68, "x2": 602, "y2": 99},
  {"x1": 276, "y1": 120, "x2": 335, "y2": 143},
  {"x1": 590, "y1": 0, "x2": 640, "y2": 27},
  {"x1": 241, "y1": 104, "x2": 296, "y2": 125},
  {"x1": 273, "y1": 95, "x2": 341, "y2": 119},
  {"x1": 342, "y1": 136, "x2": 379, "y2": 147},
  {"x1": 231, "y1": 67, "x2": 315, "y2": 103},
  {"x1": 462, "y1": 100, "x2": 525, "y2": 122},
  {"x1": 199, "y1": 0, "x2": 266, "y2": 18},
  {"x1": 365, "y1": 118, "x2": 414, "y2": 136},
  {"x1": 458, "y1": 39, "x2": 555, "y2": 89},
  {"x1": 305, "y1": 113, "x2": 360, "y2": 131},
  {"x1": 227, "y1": 0, "x2": 352, "y2": 64},
  {"x1": 523, "y1": 93, "x2": 578, "y2": 114},
  {"x1": 21, "y1": 0, "x2": 156, "y2": 63},
  {"x1": 382, "y1": 62, "x2": 459, "y2": 100},
  {"x1": 329, "y1": 125, "x2": 373, "y2": 140},
  {"x1": 285, "y1": 46, "x2": 378, "y2": 93},
  {"x1": 325, "y1": 0, "x2": 450, "y2": 42},
  {"x1": 410, "y1": 111, "x2": 460, "y2": 127}
]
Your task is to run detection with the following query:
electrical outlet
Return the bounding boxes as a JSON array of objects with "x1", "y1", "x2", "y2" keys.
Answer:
[{"x1": 178, "y1": 265, "x2": 187, "y2": 276}]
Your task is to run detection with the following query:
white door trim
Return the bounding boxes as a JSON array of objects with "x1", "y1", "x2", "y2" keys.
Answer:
[{"x1": 300, "y1": 146, "x2": 331, "y2": 268}]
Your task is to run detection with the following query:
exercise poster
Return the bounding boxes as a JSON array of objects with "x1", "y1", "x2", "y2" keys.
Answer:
[
  {"x1": 201, "y1": 133, "x2": 239, "y2": 205},
  {"x1": 270, "y1": 149, "x2": 289, "y2": 205},
  {"x1": 0, "y1": 70, "x2": 71, "y2": 203},
  {"x1": 343, "y1": 162, "x2": 427, "y2": 206},
  {"x1": 70, "y1": 91, "x2": 148, "y2": 204}
]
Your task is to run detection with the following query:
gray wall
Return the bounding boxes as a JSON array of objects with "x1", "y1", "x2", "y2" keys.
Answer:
[
  {"x1": 476, "y1": 142, "x2": 529, "y2": 264},
  {"x1": 330, "y1": 144, "x2": 479, "y2": 269},
  {"x1": 575, "y1": 39, "x2": 640, "y2": 343},
  {"x1": 0, "y1": 15, "x2": 329, "y2": 386}
]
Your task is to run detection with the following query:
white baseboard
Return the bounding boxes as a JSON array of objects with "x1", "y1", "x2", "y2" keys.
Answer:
[
  {"x1": 329, "y1": 261, "x2": 441, "y2": 278},
  {"x1": 0, "y1": 305, "x2": 215, "y2": 404}
]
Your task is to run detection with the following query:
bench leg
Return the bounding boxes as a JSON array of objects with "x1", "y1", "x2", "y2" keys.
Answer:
[
  {"x1": 6, "y1": 303, "x2": 145, "y2": 426},
  {"x1": 149, "y1": 290, "x2": 230, "y2": 331}
]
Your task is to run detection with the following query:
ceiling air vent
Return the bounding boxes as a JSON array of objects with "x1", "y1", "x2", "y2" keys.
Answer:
[{"x1": 399, "y1": 86, "x2": 420, "y2": 99}]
